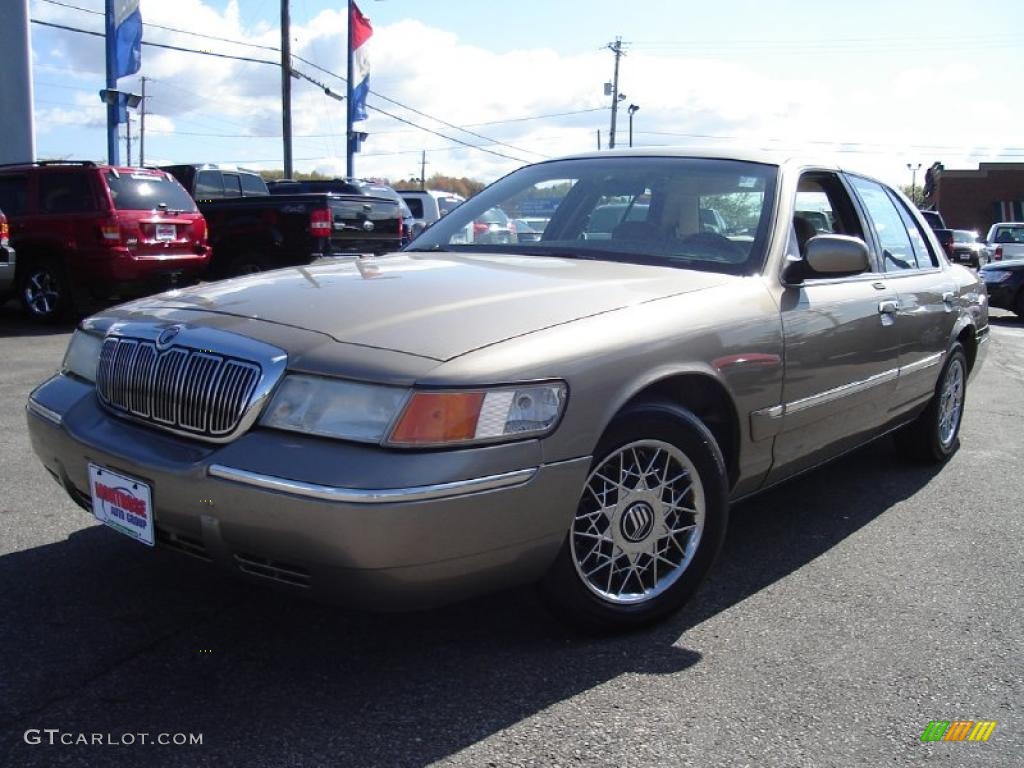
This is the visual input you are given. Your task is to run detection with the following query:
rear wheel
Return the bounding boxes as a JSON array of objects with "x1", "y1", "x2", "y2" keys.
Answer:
[
  {"x1": 541, "y1": 402, "x2": 729, "y2": 630},
  {"x1": 19, "y1": 259, "x2": 71, "y2": 321},
  {"x1": 896, "y1": 343, "x2": 967, "y2": 463}
]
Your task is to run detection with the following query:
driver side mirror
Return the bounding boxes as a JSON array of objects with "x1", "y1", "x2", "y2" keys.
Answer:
[{"x1": 784, "y1": 234, "x2": 871, "y2": 283}]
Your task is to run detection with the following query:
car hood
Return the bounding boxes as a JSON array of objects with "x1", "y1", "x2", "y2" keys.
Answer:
[{"x1": 124, "y1": 252, "x2": 735, "y2": 361}]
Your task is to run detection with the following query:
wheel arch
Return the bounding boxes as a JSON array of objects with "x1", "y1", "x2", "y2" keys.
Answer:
[
  {"x1": 950, "y1": 314, "x2": 978, "y2": 373},
  {"x1": 605, "y1": 367, "x2": 741, "y2": 489}
]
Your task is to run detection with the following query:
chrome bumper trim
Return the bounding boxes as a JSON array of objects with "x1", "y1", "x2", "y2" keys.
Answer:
[
  {"x1": 27, "y1": 398, "x2": 63, "y2": 426},
  {"x1": 208, "y1": 464, "x2": 538, "y2": 504}
]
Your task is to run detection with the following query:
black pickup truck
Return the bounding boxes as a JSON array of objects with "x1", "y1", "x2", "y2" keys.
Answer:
[{"x1": 162, "y1": 164, "x2": 403, "y2": 277}]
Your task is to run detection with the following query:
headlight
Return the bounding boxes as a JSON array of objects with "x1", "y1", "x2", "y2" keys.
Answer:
[
  {"x1": 260, "y1": 374, "x2": 408, "y2": 442},
  {"x1": 386, "y1": 382, "x2": 567, "y2": 447},
  {"x1": 982, "y1": 270, "x2": 1012, "y2": 283},
  {"x1": 62, "y1": 330, "x2": 103, "y2": 382}
]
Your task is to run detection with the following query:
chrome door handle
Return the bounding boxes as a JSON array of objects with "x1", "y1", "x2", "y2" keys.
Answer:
[{"x1": 878, "y1": 299, "x2": 899, "y2": 315}]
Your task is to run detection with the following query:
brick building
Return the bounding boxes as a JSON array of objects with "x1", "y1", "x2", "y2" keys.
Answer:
[{"x1": 923, "y1": 162, "x2": 1024, "y2": 236}]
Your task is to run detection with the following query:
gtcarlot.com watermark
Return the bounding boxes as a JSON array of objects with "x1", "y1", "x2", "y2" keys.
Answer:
[{"x1": 24, "y1": 729, "x2": 202, "y2": 747}]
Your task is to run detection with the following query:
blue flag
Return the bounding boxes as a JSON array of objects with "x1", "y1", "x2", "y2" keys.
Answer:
[{"x1": 113, "y1": 0, "x2": 143, "y2": 79}]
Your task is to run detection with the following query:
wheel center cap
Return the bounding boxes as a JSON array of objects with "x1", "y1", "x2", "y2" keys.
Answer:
[{"x1": 620, "y1": 501, "x2": 656, "y2": 543}]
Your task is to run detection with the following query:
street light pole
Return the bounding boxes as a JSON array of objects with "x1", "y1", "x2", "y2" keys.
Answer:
[
  {"x1": 907, "y1": 162, "x2": 922, "y2": 204},
  {"x1": 627, "y1": 104, "x2": 639, "y2": 147}
]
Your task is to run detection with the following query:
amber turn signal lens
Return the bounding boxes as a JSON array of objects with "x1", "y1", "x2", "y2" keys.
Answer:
[{"x1": 388, "y1": 392, "x2": 485, "y2": 445}]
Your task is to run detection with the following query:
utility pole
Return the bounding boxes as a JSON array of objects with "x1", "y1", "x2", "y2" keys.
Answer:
[
  {"x1": 280, "y1": 0, "x2": 293, "y2": 178},
  {"x1": 420, "y1": 150, "x2": 427, "y2": 190},
  {"x1": 907, "y1": 162, "x2": 922, "y2": 204},
  {"x1": 607, "y1": 37, "x2": 624, "y2": 149},
  {"x1": 105, "y1": 0, "x2": 119, "y2": 165},
  {"x1": 597, "y1": 129, "x2": 601, "y2": 151},
  {"x1": 125, "y1": 114, "x2": 132, "y2": 166},
  {"x1": 345, "y1": 0, "x2": 355, "y2": 179},
  {"x1": 139, "y1": 76, "x2": 147, "y2": 166}
]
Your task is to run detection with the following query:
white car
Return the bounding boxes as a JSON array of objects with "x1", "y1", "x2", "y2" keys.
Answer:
[
  {"x1": 399, "y1": 190, "x2": 466, "y2": 239},
  {"x1": 985, "y1": 222, "x2": 1024, "y2": 262}
]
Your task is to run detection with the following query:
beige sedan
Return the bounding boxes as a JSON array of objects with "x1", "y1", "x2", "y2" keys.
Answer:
[{"x1": 27, "y1": 149, "x2": 988, "y2": 629}]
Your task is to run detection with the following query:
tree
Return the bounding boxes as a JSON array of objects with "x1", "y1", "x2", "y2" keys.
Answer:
[{"x1": 899, "y1": 184, "x2": 926, "y2": 208}]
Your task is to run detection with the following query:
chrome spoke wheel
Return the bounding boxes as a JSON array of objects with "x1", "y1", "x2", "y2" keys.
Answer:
[
  {"x1": 24, "y1": 270, "x2": 61, "y2": 316},
  {"x1": 938, "y1": 358, "x2": 965, "y2": 447},
  {"x1": 571, "y1": 439, "x2": 705, "y2": 605}
]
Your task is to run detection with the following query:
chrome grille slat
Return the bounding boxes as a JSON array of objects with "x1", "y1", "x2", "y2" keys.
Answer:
[{"x1": 95, "y1": 336, "x2": 262, "y2": 440}]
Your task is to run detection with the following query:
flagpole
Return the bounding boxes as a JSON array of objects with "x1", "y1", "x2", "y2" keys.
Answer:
[
  {"x1": 345, "y1": 0, "x2": 355, "y2": 179},
  {"x1": 105, "y1": 0, "x2": 119, "y2": 165}
]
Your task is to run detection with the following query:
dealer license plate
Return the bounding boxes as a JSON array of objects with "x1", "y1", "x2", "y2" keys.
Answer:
[{"x1": 88, "y1": 463, "x2": 155, "y2": 547}]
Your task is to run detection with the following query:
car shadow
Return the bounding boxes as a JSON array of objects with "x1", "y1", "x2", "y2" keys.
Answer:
[
  {"x1": 0, "y1": 301, "x2": 76, "y2": 338},
  {"x1": 0, "y1": 438, "x2": 942, "y2": 766},
  {"x1": 988, "y1": 311, "x2": 1023, "y2": 327}
]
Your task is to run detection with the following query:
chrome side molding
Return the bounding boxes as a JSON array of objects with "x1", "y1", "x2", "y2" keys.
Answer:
[{"x1": 208, "y1": 464, "x2": 538, "y2": 504}]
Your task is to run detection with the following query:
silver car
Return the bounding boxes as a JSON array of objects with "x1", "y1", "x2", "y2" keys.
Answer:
[{"x1": 26, "y1": 149, "x2": 989, "y2": 629}]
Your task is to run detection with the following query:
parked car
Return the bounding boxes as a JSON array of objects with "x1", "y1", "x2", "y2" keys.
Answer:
[
  {"x1": 919, "y1": 209, "x2": 955, "y2": 261},
  {"x1": 163, "y1": 164, "x2": 403, "y2": 276},
  {"x1": 984, "y1": 222, "x2": 1024, "y2": 262},
  {"x1": 512, "y1": 218, "x2": 542, "y2": 243},
  {"x1": 472, "y1": 207, "x2": 516, "y2": 244},
  {"x1": 979, "y1": 258, "x2": 1024, "y2": 316},
  {"x1": 0, "y1": 208, "x2": 16, "y2": 298},
  {"x1": 399, "y1": 189, "x2": 465, "y2": 236},
  {"x1": 0, "y1": 161, "x2": 210, "y2": 321},
  {"x1": 269, "y1": 178, "x2": 416, "y2": 246},
  {"x1": 26, "y1": 149, "x2": 988, "y2": 630},
  {"x1": 950, "y1": 229, "x2": 988, "y2": 268}
]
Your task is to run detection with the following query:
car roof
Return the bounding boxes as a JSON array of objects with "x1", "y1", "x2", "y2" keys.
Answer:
[{"x1": 555, "y1": 146, "x2": 856, "y2": 174}]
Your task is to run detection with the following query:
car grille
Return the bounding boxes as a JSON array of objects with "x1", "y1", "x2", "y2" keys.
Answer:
[{"x1": 96, "y1": 336, "x2": 262, "y2": 439}]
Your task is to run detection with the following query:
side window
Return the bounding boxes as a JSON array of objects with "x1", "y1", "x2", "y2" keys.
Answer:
[
  {"x1": 0, "y1": 175, "x2": 29, "y2": 215},
  {"x1": 38, "y1": 172, "x2": 96, "y2": 214},
  {"x1": 404, "y1": 198, "x2": 423, "y2": 218},
  {"x1": 886, "y1": 189, "x2": 937, "y2": 268},
  {"x1": 792, "y1": 172, "x2": 866, "y2": 262},
  {"x1": 221, "y1": 173, "x2": 242, "y2": 198},
  {"x1": 195, "y1": 170, "x2": 224, "y2": 200},
  {"x1": 585, "y1": 190, "x2": 651, "y2": 239},
  {"x1": 240, "y1": 173, "x2": 267, "y2": 196},
  {"x1": 847, "y1": 175, "x2": 919, "y2": 272}
]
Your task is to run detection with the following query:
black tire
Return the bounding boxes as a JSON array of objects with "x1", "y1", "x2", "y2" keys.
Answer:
[
  {"x1": 540, "y1": 401, "x2": 729, "y2": 631},
  {"x1": 19, "y1": 258, "x2": 72, "y2": 322},
  {"x1": 896, "y1": 343, "x2": 968, "y2": 463},
  {"x1": 226, "y1": 252, "x2": 271, "y2": 277},
  {"x1": 1015, "y1": 290, "x2": 1024, "y2": 319}
]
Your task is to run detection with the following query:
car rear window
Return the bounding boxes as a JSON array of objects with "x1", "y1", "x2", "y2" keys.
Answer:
[
  {"x1": 105, "y1": 173, "x2": 197, "y2": 212},
  {"x1": 993, "y1": 226, "x2": 1024, "y2": 244},
  {"x1": 404, "y1": 197, "x2": 424, "y2": 218}
]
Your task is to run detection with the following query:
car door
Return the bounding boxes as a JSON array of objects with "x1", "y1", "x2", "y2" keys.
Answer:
[
  {"x1": 845, "y1": 175, "x2": 957, "y2": 413},
  {"x1": 768, "y1": 171, "x2": 901, "y2": 482}
]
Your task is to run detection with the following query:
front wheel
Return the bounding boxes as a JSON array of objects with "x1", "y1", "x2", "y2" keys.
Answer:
[
  {"x1": 541, "y1": 402, "x2": 729, "y2": 631},
  {"x1": 896, "y1": 343, "x2": 967, "y2": 463}
]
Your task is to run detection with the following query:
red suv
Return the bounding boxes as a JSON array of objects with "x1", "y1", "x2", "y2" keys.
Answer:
[{"x1": 0, "y1": 161, "x2": 211, "y2": 321}]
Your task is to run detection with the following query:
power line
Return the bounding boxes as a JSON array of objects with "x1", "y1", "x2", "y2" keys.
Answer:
[
  {"x1": 36, "y1": 2, "x2": 546, "y2": 160},
  {"x1": 30, "y1": 17, "x2": 532, "y2": 165}
]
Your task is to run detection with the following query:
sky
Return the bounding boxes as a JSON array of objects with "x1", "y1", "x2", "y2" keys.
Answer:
[{"x1": 26, "y1": 0, "x2": 1024, "y2": 188}]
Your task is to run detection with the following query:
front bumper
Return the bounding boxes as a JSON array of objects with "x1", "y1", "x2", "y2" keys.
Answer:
[
  {"x1": 0, "y1": 243, "x2": 15, "y2": 294},
  {"x1": 26, "y1": 373, "x2": 590, "y2": 610},
  {"x1": 982, "y1": 280, "x2": 1017, "y2": 311}
]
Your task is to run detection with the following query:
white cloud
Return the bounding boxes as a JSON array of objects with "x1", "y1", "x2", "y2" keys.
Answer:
[{"x1": 29, "y1": 0, "x2": 1023, "y2": 186}]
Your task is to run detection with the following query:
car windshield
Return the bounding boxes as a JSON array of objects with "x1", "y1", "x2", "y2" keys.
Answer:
[
  {"x1": 106, "y1": 172, "x2": 197, "y2": 212},
  {"x1": 407, "y1": 157, "x2": 778, "y2": 274}
]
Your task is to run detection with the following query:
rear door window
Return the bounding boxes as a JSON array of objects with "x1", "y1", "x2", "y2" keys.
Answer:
[
  {"x1": 847, "y1": 176, "x2": 920, "y2": 271},
  {"x1": 105, "y1": 173, "x2": 197, "y2": 212},
  {"x1": 403, "y1": 198, "x2": 424, "y2": 218},
  {"x1": 240, "y1": 173, "x2": 268, "y2": 196},
  {"x1": 195, "y1": 170, "x2": 224, "y2": 200},
  {"x1": 886, "y1": 189, "x2": 937, "y2": 268},
  {"x1": 39, "y1": 172, "x2": 96, "y2": 214},
  {"x1": 0, "y1": 175, "x2": 29, "y2": 215}
]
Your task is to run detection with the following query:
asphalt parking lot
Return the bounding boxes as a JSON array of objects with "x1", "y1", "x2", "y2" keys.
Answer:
[{"x1": 0, "y1": 301, "x2": 1021, "y2": 768}]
